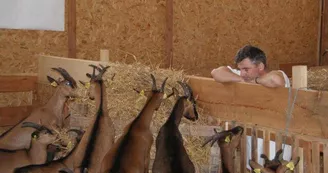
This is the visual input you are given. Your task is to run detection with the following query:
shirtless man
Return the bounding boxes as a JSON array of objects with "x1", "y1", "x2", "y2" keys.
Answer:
[
  {"x1": 211, "y1": 45, "x2": 291, "y2": 167},
  {"x1": 211, "y1": 45, "x2": 290, "y2": 88}
]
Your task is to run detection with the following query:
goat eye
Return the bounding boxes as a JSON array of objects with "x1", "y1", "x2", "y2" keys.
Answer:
[{"x1": 65, "y1": 81, "x2": 71, "y2": 86}]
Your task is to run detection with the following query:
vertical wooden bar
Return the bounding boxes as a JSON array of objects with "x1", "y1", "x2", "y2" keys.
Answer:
[
  {"x1": 251, "y1": 126, "x2": 258, "y2": 162},
  {"x1": 318, "y1": 0, "x2": 324, "y2": 65},
  {"x1": 263, "y1": 130, "x2": 270, "y2": 158},
  {"x1": 324, "y1": 144, "x2": 328, "y2": 173},
  {"x1": 312, "y1": 142, "x2": 320, "y2": 173},
  {"x1": 100, "y1": 49, "x2": 109, "y2": 62},
  {"x1": 292, "y1": 136, "x2": 300, "y2": 173},
  {"x1": 165, "y1": 0, "x2": 173, "y2": 69},
  {"x1": 275, "y1": 132, "x2": 282, "y2": 152},
  {"x1": 240, "y1": 125, "x2": 247, "y2": 173},
  {"x1": 68, "y1": 0, "x2": 76, "y2": 58},
  {"x1": 299, "y1": 147, "x2": 304, "y2": 173},
  {"x1": 292, "y1": 65, "x2": 308, "y2": 89},
  {"x1": 303, "y1": 141, "x2": 312, "y2": 173},
  {"x1": 320, "y1": 0, "x2": 328, "y2": 65}
]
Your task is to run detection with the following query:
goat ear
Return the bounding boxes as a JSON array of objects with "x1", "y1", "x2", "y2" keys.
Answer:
[
  {"x1": 86, "y1": 73, "x2": 92, "y2": 78},
  {"x1": 47, "y1": 76, "x2": 59, "y2": 87}
]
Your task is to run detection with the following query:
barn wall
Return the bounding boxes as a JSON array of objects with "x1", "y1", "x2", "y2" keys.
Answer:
[
  {"x1": 0, "y1": 0, "x2": 320, "y2": 77},
  {"x1": 173, "y1": 0, "x2": 320, "y2": 76}
]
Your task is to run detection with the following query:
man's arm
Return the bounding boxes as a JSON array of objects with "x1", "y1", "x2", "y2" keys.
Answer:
[
  {"x1": 255, "y1": 71, "x2": 285, "y2": 88},
  {"x1": 211, "y1": 66, "x2": 244, "y2": 83}
]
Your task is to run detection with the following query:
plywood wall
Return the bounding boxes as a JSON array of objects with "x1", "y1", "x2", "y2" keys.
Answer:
[
  {"x1": 0, "y1": 0, "x2": 320, "y2": 77},
  {"x1": 173, "y1": 0, "x2": 320, "y2": 76}
]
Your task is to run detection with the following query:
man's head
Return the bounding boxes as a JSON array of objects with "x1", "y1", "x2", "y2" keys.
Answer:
[{"x1": 234, "y1": 45, "x2": 267, "y2": 82}]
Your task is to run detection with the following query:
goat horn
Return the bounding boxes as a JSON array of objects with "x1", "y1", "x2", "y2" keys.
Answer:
[
  {"x1": 52, "y1": 67, "x2": 77, "y2": 88},
  {"x1": 150, "y1": 74, "x2": 157, "y2": 91},
  {"x1": 97, "y1": 65, "x2": 110, "y2": 78},
  {"x1": 89, "y1": 64, "x2": 102, "y2": 72},
  {"x1": 160, "y1": 77, "x2": 168, "y2": 92},
  {"x1": 21, "y1": 122, "x2": 53, "y2": 134},
  {"x1": 88, "y1": 65, "x2": 98, "y2": 78},
  {"x1": 177, "y1": 81, "x2": 190, "y2": 98}
]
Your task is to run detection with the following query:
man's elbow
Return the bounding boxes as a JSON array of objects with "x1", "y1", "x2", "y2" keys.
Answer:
[{"x1": 211, "y1": 68, "x2": 224, "y2": 82}]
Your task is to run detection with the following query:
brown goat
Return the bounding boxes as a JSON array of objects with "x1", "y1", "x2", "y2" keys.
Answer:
[
  {"x1": 0, "y1": 122, "x2": 56, "y2": 173},
  {"x1": 202, "y1": 126, "x2": 244, "y2": 173},
  {"x1": 152, "y1": 81, "x2": 199, "y2": 173},
  {"x1": 99, "y1": 74, "x2": 168, "y2": 173},
  {"x1": 250, "y1": 150, "x2": 300, "y2": 173},
  {"x1": 68, "y1": 64, "x2": 115, "y2": 173},
  {"x1": 249, "y1": 155, "x2": 300, "y2": 173},
  {"x1": 14, "y1": 129, "x2": 85, "y2": 173},
  {"x1": 0, "y1": 67, "x2": 77, "y2": 150}
]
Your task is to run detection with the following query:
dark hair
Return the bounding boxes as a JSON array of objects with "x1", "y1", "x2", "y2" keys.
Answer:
[{"x1": 234, "y1": 45, "x2": 267, "y2": 68}]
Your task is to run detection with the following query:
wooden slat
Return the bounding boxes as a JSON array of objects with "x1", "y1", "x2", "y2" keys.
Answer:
[
  {"x1": 312, "y1": 142, "x2": 320, "y2": 173},
  {"x1": 0, "y1": 76, "x2": 37, "y2": 92},
  {"x1": 68, "y1": 0, "x2": 76, "y2": 58},
  {"x1": 165, "y1": 0, "x2": 173, "y2": 68},
  {"x1": 320, "y1": 0, "x2": 328, "y2": 65},
  {"x1": 263, "y1": 130, "x2": 270, "y2": 158},
  {"x1": 275, "y1": 132, "x2": 282, "y2": 152},
  {"x1": 324, "y1": 144, "x2": 328, "y2": 173},
  {"x1": 0, "y1": 106, "x2": 33, "y2": 126},
  {"x1": 299, "y1": 146, "x2": 304, "y2": 173},
  {"x1": 304, "y1": 141, "x2": 312, "y2": 173},
  {"x1": 240, "y1": 125, "x2": 247, "y2": 173},
  {"x1": 187, "y1": 76, "x2": 328, "y2": 138},
  {"x1": 251, "y1": 127, "x2": 258, "y2": 162},
  {"x1": 292, "y1": 136, "x2": 301, "y2": 173}
]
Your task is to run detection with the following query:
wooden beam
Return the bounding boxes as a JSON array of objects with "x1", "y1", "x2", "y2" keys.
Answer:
[
  {"x1": 38, "y1": 55, "x2": 111, "y2": 83},
  {"x1": 292, "y1": 65, "x2": 307, "y2": 89},
  {"x1": 68, "y1": 0, "x2": 76, "y2": 58},
  {"x1": 0, "y1": 106, "x2": 33, "y2": 126},
  {"x1": 187, "y1": 76, "x2": 328, "y2": 138},
  {"x1": 165, "y1": 0, "x2": 173, "y2": 69},
  {"x1": 0, "y1": 76, "x2": 37, "y2": 92},
  {"x1": 321, "y1": 0, "x2": 328, "y2": 65}
]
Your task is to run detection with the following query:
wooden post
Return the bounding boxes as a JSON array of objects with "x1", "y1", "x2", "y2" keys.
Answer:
[
  {"x1": 68, "y1": 0, "x2": 76, "y2": 58},
  {"x1": 100, "y1": 49, "x2": 109, "y2": 62},
  {"x1": 292, "y1": 65, "x2": 307, "y2": 89},
  {"x1": 165, "y1": 0, "x2": 173, "y2": 69},
  {"x1": 319, "y1": 0, "x2": 328, "y2": 65}
]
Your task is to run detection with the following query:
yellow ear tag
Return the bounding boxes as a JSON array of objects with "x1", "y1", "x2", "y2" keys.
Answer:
[
  {"x1": 51, "y1": 81, "x2": 58, "y2": 87},
  {"x1": 67, "y1": 141, "x2": 72, "y2": 150},
  {"x1": 85, "y1": 82, "x2": 90, "y2": 89},
  {"x1": 225, "y1": 135, "x2": 231, "y2": 143},
  {"x1": 32, "y1": 134, "x2": 38, "y2": 140},
  {"x1": 254, "y1": 168, "x2": 261, "y2": 173},
  {"x1": 163, "y1": 93, "x2": 168, "y2": 99},
  {"x1": 286, "y1": 162, "x2": 295, "y2": 171},
  {"x1": 140, "y1": 90, "x2": 145, "y2": 96}
]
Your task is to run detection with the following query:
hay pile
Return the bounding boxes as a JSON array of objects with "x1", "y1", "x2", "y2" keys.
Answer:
[
  {"x1": 308, "y1": 66, "x2": 328, "y2": 91},
  {"x1": 37, "y1": 62, "x2": 213, "y2": 171}
]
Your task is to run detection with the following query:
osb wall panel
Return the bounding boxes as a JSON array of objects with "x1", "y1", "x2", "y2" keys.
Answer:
[
  {"x1": 0, "y1": 1, "x2": 68, "y2": 74},
  {"x1": 173, "y1": 0, "x2": 320, "y2": 77},
  {"x1": 76, "y1": 0, "x2": 166, "y2": 66}
]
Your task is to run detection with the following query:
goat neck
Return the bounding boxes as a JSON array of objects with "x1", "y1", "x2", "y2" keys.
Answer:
[
  {"x1": 136, "y1": 92, "x2": 163, "y2": 129},
  {"x1": 45, "y1": 88, "x2": 69, "y2": 127},
  {"x1": 167, "y1": 97, "x2": 185, "y2": 126}
]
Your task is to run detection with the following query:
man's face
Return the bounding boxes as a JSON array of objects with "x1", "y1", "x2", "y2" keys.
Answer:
[{"x1": 237, "y1": 58, "x2": 262, "y2": 82}]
